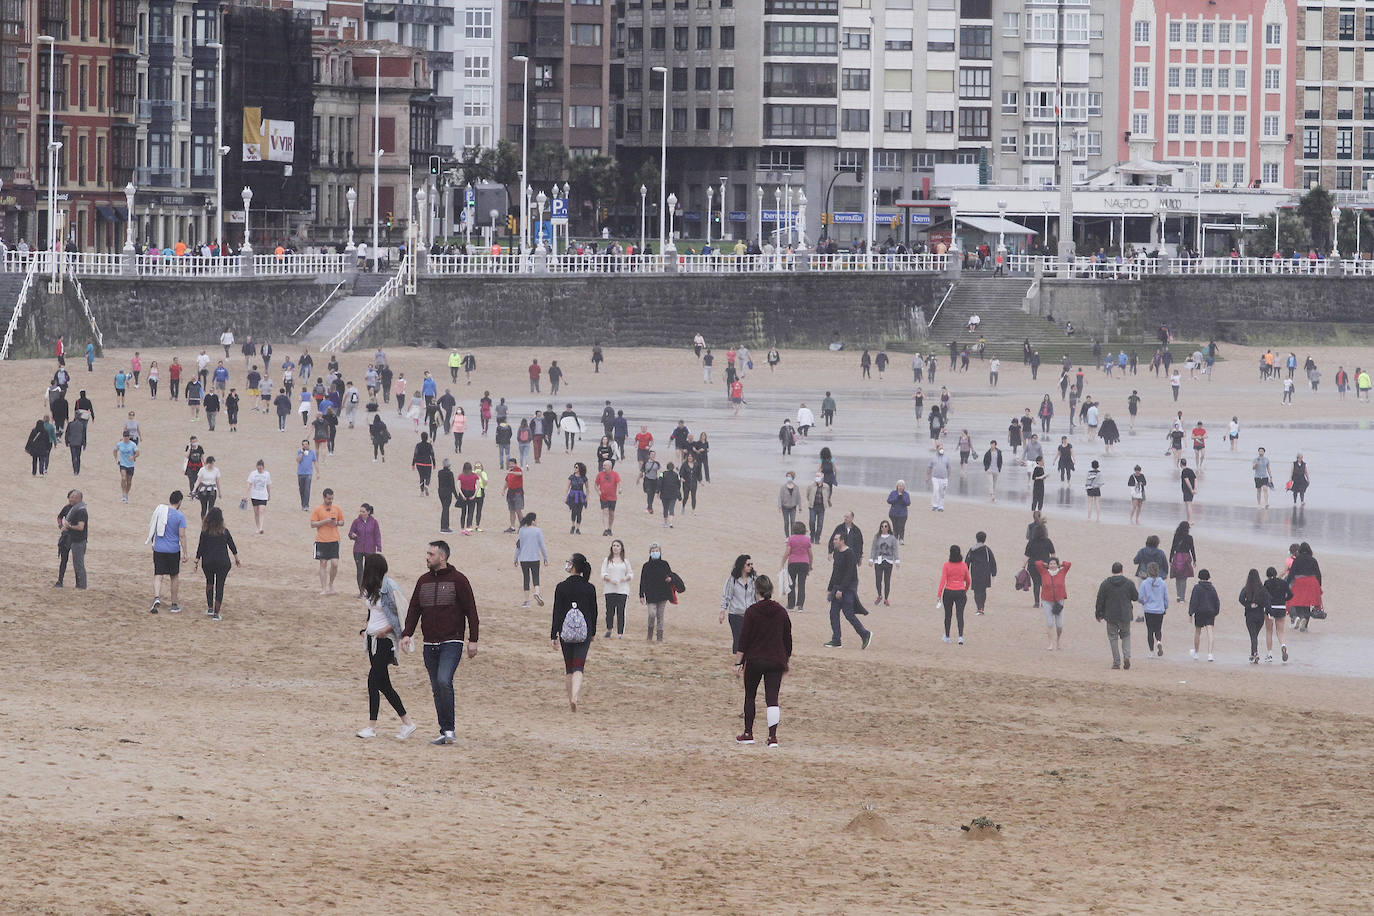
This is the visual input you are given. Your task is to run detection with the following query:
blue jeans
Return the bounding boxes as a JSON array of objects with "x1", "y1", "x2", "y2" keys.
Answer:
[
  {"x1": 498, "y1": 443, "x2": 510, "y2": 467},
  {"x1": 808, "y1": 506, "x2": 825, "y2": 543},
  {"x1": 423, "y1": 641, "x2": 463, "y2": 733},
  {"x1": 829, "y1": 588, "x2": 869, "y2": 644}
]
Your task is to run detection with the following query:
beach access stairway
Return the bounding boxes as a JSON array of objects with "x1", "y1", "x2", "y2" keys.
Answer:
[{"x1": 302, "y1": 271, "x2": 395, "y2": 348}]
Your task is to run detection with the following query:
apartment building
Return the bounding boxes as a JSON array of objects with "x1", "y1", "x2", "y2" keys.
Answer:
[
  {"x1": 1295, "y1": 2, "x2": 1374, "y2": 191},
  {"x1": 0, "y1": 0, "x2": 35, "y2": 242},
  {"x1": 1118, "y1": 0, "x2": 1294, "y2": 191},
  {"x1": 504, "y1": 0, "x2": 614, "y2": 160},
  {"x1": 992, "y1": 0, "x2": 1121, "y2": 186}
]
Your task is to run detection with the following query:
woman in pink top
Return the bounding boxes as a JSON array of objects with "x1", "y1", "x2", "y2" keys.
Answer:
[
  {"x1": 936, "y1": 544, "x2": 972, "y2": 644},
  {"x1": 779, "y1": 521, "x2": 813, "y2": 611},
  {"x1": 130, "y1": 352, "x2": 143, "y2": 388},
  {"x1": 451, "y1": 406, "x2": 467, "y2": 453}
]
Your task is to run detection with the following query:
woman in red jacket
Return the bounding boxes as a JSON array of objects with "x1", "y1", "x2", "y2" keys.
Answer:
[
  {"x1": 1035, "y1": 556, "x2": 1072, "y2": 650},
  {"x1": 936, "y1": 545, "x2": 972, "y2": 644},
  {"x1": 734, "y1": 576, "x2": 792, "y2": 748}
]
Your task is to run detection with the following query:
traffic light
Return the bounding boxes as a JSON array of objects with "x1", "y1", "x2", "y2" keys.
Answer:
[
  {"x1": 429, "y1": 155, "x2": 440, "y2": 175},
  {"x1": 506, "y1": 214, "x2": 517, "y2": 234},
  {"x1": 820, "y1": 212, "x2": 829, "y2": 226},
  {"x1": 385, "y1": 211, "x2": 393, "y2": 229}
]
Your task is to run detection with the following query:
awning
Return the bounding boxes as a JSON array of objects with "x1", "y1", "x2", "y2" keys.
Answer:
[
  {"x1": 95, "y1": 203, "x2": 117, "y2": 222},
  {"x1": 1117, "y1": 159, "x2": 1176, "y2": 175},
  {"x1": 955, "y1": 215, "x2": 1038, "y2": 236}
]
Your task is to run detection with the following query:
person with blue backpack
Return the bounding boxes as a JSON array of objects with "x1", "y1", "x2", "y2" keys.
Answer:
[{"x1": 551, "y1": 552, "x2": 598, "y2": 712}]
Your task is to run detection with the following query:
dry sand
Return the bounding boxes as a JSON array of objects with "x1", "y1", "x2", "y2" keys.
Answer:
[{"x1": 6, "y1": 341, "x2": 1374, "y2": 914}]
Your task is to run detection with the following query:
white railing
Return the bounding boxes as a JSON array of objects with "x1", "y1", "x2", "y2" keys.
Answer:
[
  {"x1": 1165, "y1": 256, "x2": 1332, "y2": 276},
  {"x1": 548, "y1": 253, "x2": 665, "y2": 275},
  {"x1": 252, "y1": 252, "x2": 348, "y2": 276},
  {"x1": 67, "y1": 270, "x2": 104, "y2": 349},
  {"x1": 1342, "y1": 258, "x2": 1374, "y2": 275},
  {"x1": 136, "y1": 254, "x2": 241, "y2": 277},
  {"x1": 927, "y1": 282, "x2": 956, "y2": 329},
  {"x1": 428, "y1": 253, "x2": 531, "y2": 275},
  {"x1": 322, "y1": 264, "x2": 405, "y2": 353},
  {"x1": 0, "y1": 257, "x2": 39, "y2": 359},
  {"x1": 1, "y1": 250, "x2": 34, "y2": 273},
  {"x1": 807, "y1": 253, "x2": 950, "y2": 272},
  {"x1": 291, "y1": 279, "x2": 347, "y2": 337},
  {"x1": 679, "y1": 253, "x2": 776, "y2": 273}
]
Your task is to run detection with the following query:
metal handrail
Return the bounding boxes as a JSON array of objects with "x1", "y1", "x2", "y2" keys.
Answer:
[
  {"x1": 927, "y1": 281, "x2": 956, "y2": 329},
  {"x1": 291, "y1": 279, "x2": 347, "y2": 337},
  {"x1": 0, "y1": 257, "x2": 38, "y2": 359},
  {"x1": 66, "y1": 269, "x2": 104, "y2": 349},
  {"x1": 322, "y1": 263, "x2": 405, "y2": 353}
]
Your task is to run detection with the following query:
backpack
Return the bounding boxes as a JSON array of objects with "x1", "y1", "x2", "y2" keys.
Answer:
[{"x1": 560, "y1": 601, "x2": 588, "y2": 643}]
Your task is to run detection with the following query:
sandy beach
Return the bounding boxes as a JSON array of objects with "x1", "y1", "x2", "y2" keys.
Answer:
[{"x1": 5, "y1": 340, "x2": 1374, "y2": 914}]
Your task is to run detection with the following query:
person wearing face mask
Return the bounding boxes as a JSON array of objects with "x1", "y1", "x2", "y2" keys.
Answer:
[
  {"x1": 926, "y1": 443, "x2": 951, "y2": 511},
  {"x1": 720, "y1": 554, "x2": 757, "y2": 654},
  {"x1": 638, "y1": 543, "x2": 685, "y2": 642},
  {"x1": 779, "y1": 472, "x2": 801, "y2": 536},
  {"x1": 805, "y1": 472, "x2": 831, "y2": 545},
  {"x1": 551, "y1": 552, "x2": 598, "y2": 711},
  {"x1": 886, "y1": 480, "x2": 911, "y2": 543}
]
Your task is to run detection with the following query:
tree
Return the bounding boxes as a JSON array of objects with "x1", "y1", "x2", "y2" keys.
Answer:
[
  {"x1": 1254, "y1": 211, "x2": 1310, "y2": 257},
  {"x1": 1336, "y1": 208, "x2": 1374, "y2": 258},
  {"x1": 567, "y1": 155, "x2": 620, "y2": 233},
  {"x1": 1295, "y1": 184, "x2": 1334, "y2": 252},
  {"x1": 484, "y1": 140, "x2": 521, "y2": 214},
  {"x1": 528, "y1": 142, "x2": 569, "y2": 186}
]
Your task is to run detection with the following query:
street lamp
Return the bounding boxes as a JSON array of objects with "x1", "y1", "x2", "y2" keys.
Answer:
[
  {"x1": 365, "y1": 48, "x2": 382, "y2": 272},
  {"x1": 560, "y1": 181, "x2": 570, "y2": 252},
  {"x1": 949, "y1": 198, "x2": 959, "y2": 253},
  {"x1": 206, "y1": 41, "x2": 224, "y2": 247},
  {"x1": 241, "y1": 185, "x2": 253, "y2": 253},
  {"x1": 123, "y1": 182, "x2": 136, "y2": 253},
  {"x1": 1331, "y1": 204, "x2": 1341, "y2": 258},
  {"x1": 1273, "y1": 206, "x2": 1280, "y2": 255},
  {"x1": 536, "y1": 189, "x2": 547, "y2": 249},
  {"x1": 416, "y1": 186, "x2": 427, "y2": 251},
  {"x1": 653, "y1": 66, "x2": 669, "y2": 254},
  {"x1": 346, "y1": 187, "x2": 357, "y2": 252},
  {"x1": 1193, "y1": 160, "x2": 1202, "y2": 255},
  {"x1": 38, "y1": 34, "x2": 57, "y2": 274},
  {"x1": 488, "y1": 207, "x2": 499, "y2": 247},
  {"x1": 996, "y1": 198, "x2": 1008, "y2": 262},
  {"x1": 667, "y1": 192, "x2": 677, "y2": 245},
  {"x1": 639, "y1": 184, "x2": 647, "y2": 253},
  {"x1": 718, "y1": 176, "x2": 728, "y2": 242},
  {"x1": 755, "y1": 185, "x2": 763, "y2": 248},
  {"x1": 512, "y1": 55, "x2": 529, "y2": 252},
  {"x1": 773, "y1": 186, "x2": 782, "y2": 252},
  {"x1": 706, "y1": 185, "x2": 713, "y2": 248}
]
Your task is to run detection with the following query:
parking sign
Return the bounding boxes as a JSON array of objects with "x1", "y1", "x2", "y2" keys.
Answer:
[{"x1": 551, "y1": 198, "x2": 569, "y2": 223}]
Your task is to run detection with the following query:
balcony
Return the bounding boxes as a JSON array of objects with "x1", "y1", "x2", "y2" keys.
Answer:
[
  {"x1": 427, "y1": 50, "x2": 453, "y2": 71},
  {"x1": 137, "y1": 98, "x2": 186, "y2": 120},
  {"x1": 433, "y1": 96, "x2": 453, "y2": 118},
  {"x1": 136, "y1": 165, "x2": 188, "y2": 188}
]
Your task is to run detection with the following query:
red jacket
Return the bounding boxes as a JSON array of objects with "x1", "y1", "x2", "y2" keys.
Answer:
[
  {"x1": 936, "y1": 561, "x2": 971, "y2": 596},
  {"x1": 1035, "y1": 560, "x2": 1072, "y2": 601}
]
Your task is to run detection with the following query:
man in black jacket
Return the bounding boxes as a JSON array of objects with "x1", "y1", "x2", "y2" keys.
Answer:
[
  {"x1": 437, "y1": 459, "x2": 456, "y2": 532},
  {"x1": 1094, "y1": 562, "x2": 1139, "y2": 670},
  {"x1": 823, "y1": 533, "x2": 873, "y2": 650},
  {"x1": 828, "y1": 512, "x2": 870, "y2": 616}
]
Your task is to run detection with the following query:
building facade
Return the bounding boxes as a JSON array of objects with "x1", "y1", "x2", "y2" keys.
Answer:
[
  {"x1": 1294, "y1": 1, "x2": 1374, "y2": 191},
  {"x1": 504, "y1": 0, "x2": 614, "y2": 157},
  {"x1": 1118, "y1": 0, "x2": 1295, "y2": 191}
]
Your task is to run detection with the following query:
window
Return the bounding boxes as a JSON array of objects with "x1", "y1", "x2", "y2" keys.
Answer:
[
  {"x1": 842, "y1": 68, "x2": 869, "y2": 91},
  {"x1": 1000, "y1": 90, "x2": 1018, "y2": 114},
  {"x1": 1063, "y1": 12, "x2": 1088, "y2": 42},
  {"x1": 1088, "y1": 92, "x2": 1102, "y2": 115},
  {"x1": 672, "y1": 107, "x2": 687, "y2": 131},
  {"x1": 673, "y1": 27, "x2": 687, "y2": 50},
  {"x1": 1340, "y1": 12, "x2": 1356, "y2": 40},
  {"x1": 1304, "y1": 87, "x2": 1320, "y2": 119},
  {"x1": 463, "y1": 87, "x2": 492, "y2": 119},
  {"x1": 1000, "y1": 131, "x2": 1017, "y2": 151},
  {"x1": 1215, "y1": 163, "x2": 1227, "y2": 184},
  {"x1": 1339, "y1": 127, "x2": 1354, "y2": 158},
  {"x1": 1184, "y1": 68, "x2": 1197, "y2": 88},
  {"x1": 719, "y1": 108, "x2": 733, "y2": 131},
  {"x1": 695, "y1": 107, "x2": 711, "y2": 130},
  {"x1": 695, "y1": 68, "x2": 711, "y2": 91},
  {"x1": 1183, "y1": 114, "x2": 1196, "y2": 135},
  {"x1": 1236, "y1": 23, "x2": 1247, "y2": 43},
  {"x1": 1026, "y1": 130, "x2": 1054, "y2": 158},
  {"x1": 1077, "y1": 131, "x2": 1102, "y2": 156},
  {"x1": 672, "y1": 67, "x2": 688, "y2": 91},
  {"x1": 764, "y1": 104, "x2": 836, "y2": 138},
  {"x1": 886, "y1": 28, "x2": 914, "y2": 51},
  {"x1": 1133, "y1": 21, "x2": 1150, "y2": 43},
  {"x1": 463, "y1": 8, "x2": 491, "y2": 39},
  {"x1": 1264, "y1": 68, "x2": 1280, "y2": 91},
  {"x1": 697, "y1": 25, "x2": 711, "y2": 48},
  {"x1": 1132, "y1": 65, "x2": 1149, "y2": 89},
  {"x1": 628, "y1": 68, "x2": 642, "y2": 91},
  {"x1": 926, "y1": 110, "x2": 953, "y2": 133},
  {"x1": 836, "y1": 150, "x2": 864, "y2": 172},
  {"x1": 1233, "y1": 115, "x2": 1245, "y2": 135},
  {"x1": 765, "y1": 24, "x2": 837, "y2": 55},
  {"x1": 1167, "y1": 113, "x2": 1179, "y2": 135},
  {"x1": 913, "y1": 152, "x2": 935, "y2": 170},
  {"x1": 1265, "y1": 23, "x2": 1281, "y2": 45},
  {"x1": 1132, "y1": 112, "x2": 1149, "y2": 134},
  {"x1": 651, "y1": 27, "x2": 664, "y2": 50},
  {"x1": 843, "y1": 29, "x2": 869, "y2": 50},
  {"x1": 874, "y1": 150, "x2": 901, "y2": 172},
  {"x1": 958, "y1": 68, "x2": 990, "y2": 99},
  {"x1": 465, "y1": 55, "x2": 491, "y2": 79},
  {"x1": 627, "y1": 110, "x2": 642, "y2": 132},
  {"x1": 1364, "y1": 128, "x2": 1374, "y2": 159},
  {"x1": 1365, "y1": 88, "x2": 1374, "y2": 119},
  {"x1": 1199, "y1": 163, "x2": 1211, "y2": 183},
  {"x1": 1262, "y1": 162, "x2": 1279, "y2": 184},
  {"x1": 1234, "y1": 68, "x2": 1246, "y2": 89},
  {"x1": 1201, "y1": 22, "x2": 1214, "y2": 43},
  {"x1": 1219, "y1": 22, "x2": 1231, "y2": 43},
  {"x1": 571, "y1": 24, "x2": 602, "y2": 46},
  {"x1": 627, "y1": 28, "x2": 642, "y2": 50},
  {"x1": 1303, "y1": 127, "x2": 1319, "y2": 158},
  {"x1": 1262, "y1": 114, "x2": 1279, "y2": 137},
  {"x1": 1200, "y1": 67, "x2": 1213, "y2": 89},
  {"x1": 1030, "y1": 11, "x2": 1056, "y2": 41},
  {"x1": 884, "y1": 110, "x2": 911, "y2": 132},
  {"x1": 1168, "y1": 21, "x2": 1181, "y2": 43},
  {"x1": 1200, "y1": 114, "x2": 1213, "y2": 134},
  {"x1": 958, "y1": 109, "x2": 989, "y2": 140},
  {"x1": 841, "y1": 109, "x2": 869, "y2": 132},
  {"x1": 534, "y1": 100, "x2": 561, "y2": 129},
  {"x1": 1217, "y1": 68, "x2": 1229, "y2": 88},
  {"x1": 1025, "y1": 90, "x2": 1054, "y2": 120},
  {"x1": 1337, "y1": 166, "x2": 1353, "y2": 189},
  {"x1": 1167, "y1": 67, "x2": 1179, "y2": 88},
  {"x1": 764, "y1": 63, "x2": 837, "y2": 97},
  {"x1": 720, "y1": 27, "x2": 734, "y2": 48},
  {"x1": 570, "y1": 105, "x2": 602, "y2": 129},
  {"x1": 718, "y1": 67, "x2": 734, "y2": 90},
  {"x1": 1184, "y1": 21, "x2": 1197, "y2": 43},
  {"x1": 1002, "y1": 12, "x2": 1018, "y2": 37},
  {"x1": 1216, "y1": 114, "x2": 1229, "y2": 134}
]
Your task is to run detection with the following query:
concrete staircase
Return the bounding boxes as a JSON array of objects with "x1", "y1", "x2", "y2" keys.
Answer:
[{"x1": 301, "y1": 271, "x2": 394, "y2": 348}]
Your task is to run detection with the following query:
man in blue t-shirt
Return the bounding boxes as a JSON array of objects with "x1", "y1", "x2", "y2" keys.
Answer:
[
  {"x1": 147, "y1": 491, "x2": 188, "y2": 614},
  {"x1": 296, "y1": 440, "x2": 317, "y2": 510},
  {"x1": 113, "y1": 429, "x2": 139, "y2": 503}
]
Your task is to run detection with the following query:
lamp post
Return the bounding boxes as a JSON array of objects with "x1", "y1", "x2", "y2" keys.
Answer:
[
  {"x1": 782, "y1": 171, "x2": 792, "y2": 248},
  {"x1": 206, "y1": 40, "x2": 223, "y2": 247},
  {"x1": 1273, "y1": 206, "x2": 1280, "y2": 255},
  {"x1": 949, "y1": 198, "x2": 959, "y2": 254},
  {"x1": 1194, "y1": 159, "x2": 1202, "y2": 255},
  {"x1": 365, "y1": 48, "x2": 382, "y2": 272},
  {"x1": 241, "y1": 185, "x2": 253, "y2": 253},
  {"x1": 705, "y1": 185, "x2": 713, "y2": 248},
  {"x1": 536, "y1": 189, "x2": 547, "y2": 249},
  {"x1": 488, "y1": 207, "x2": 498, "y2": 247},
  {"x1": 1157, "y1": 204, "x2": 1166, "y2": 251},
  {"x1": 39, "y1": 34, "x2": 58, "y2": 277},
  {"x1": 653, "y1": 66, "x2": 669, "y2": 254},
  {"x1": 345, "y1": 187, "x2": 357, "y2": 252},
  {"x1": 1331, "y1": 204, "x2": 1341, "y2": 258},
  {"x1": 666, "y1": 192, "x2": 677, "y2": 245},
  {"x1": 123, "y1": 182, "x2": 136, "y2": 253},
  {"x1": 639, "y1": 184, "x2": 647, "y2": 253},
  {"x1": 755, "y1": 185, "x2": 763, "y2": 247},
  {"x1": 996, "y1": 198, "x2": 1008, "y2": 262},
  {"x1": 416, "y1": 186, "x2": 427, "y2": 251},
  {"x1": 718, "y1": 176, "x2": 727, "y2": 242},
  {"x1": 560, "y1": 181, "x2": 570, "y2": 253},
  {"x1": 773, "y1": 186, "x2": 781, "y2": 254},
  {"x1": 512, "y1": 54, "x2": 529, "y2": 252}
]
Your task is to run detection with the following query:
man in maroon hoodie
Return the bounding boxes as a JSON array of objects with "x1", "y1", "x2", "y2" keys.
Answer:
[
  {"x1": 733, "y1": 576, "x2": 792, "y2": 748},
  {"x1": 401, "y1": 540, "x2": 480, "y2": 745}
]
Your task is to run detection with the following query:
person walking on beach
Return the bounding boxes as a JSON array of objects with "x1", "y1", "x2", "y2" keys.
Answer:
[
  {"x1": 1139, "y1": 562, "x2": 1169, "y2": 656},
  {"x1": 936, "y1": 545, "x2": 971, "y2": 644},
  {"x1": 1180, "y1": 458, "x2": 1198, "y2": 522},
  {"x1": 1127, "y1": 465, "x2": 1147, "y2": 525},
  {"x1": 870, "y1": 520, "x2": 899, "y2": 606},
  {"x1": 601, "y1": 539, "x2": 633, "y2": 638},
  {"x1": 1239, "y1": 569, "x2": 1269, "y2": 665},
  {"x1": 720, "y1": 555, "x2": 757, "y2": 655},
  {"x1": 1029, "y1": 456, "x2": 1046, "y2": 512},
  {"x1": 637, "y1": 450, "x2": 661, "y2": 515},
  {"x1": 193, "y1": 506, "x2": 240, "y2": 620},
  {"x1": 551, "y1": 552, "x2": 597, "y2": 712},
  {"x1": 1253, "y1": 447, "x2": 1272, "y2": 507},
  {"x1": 1034, "y1": 554, "x2": 1071, "y2": 650},
  {"x1": 1188, "y1": 569, "x2": 1220, "y2": 661},
  {"x1": 639, "y1": 542, "x2": 685, "y2": 641},
  {"x1": 114, "y1": 429, "x2": 138, "y2": 503},
  {"x1": 926, "y1": 442, "x2": 951, "y2": 511},
  {"x1": 356, "y1": 553, "x2": 419, "y2": 740},
  {"x1": 966, "y1": 532, "x2": 997, "y2": 615},
  {"x1": 1084, "y1": 459, "x2": 1103, "y2": 521},
  {"x1": 595, "y1": 460, "x2": 622, "y2": 536},
  {"x1": 311, "y1": 488, "x2": 345, "y2": 595},
  {"x1": 503, "y1": 460, "x2": 526, "y2": 533},
  {"x1": 514, "y1": 512, "x2": 549, "y2": 608},
  {"x1": 347, "y1": 503, "x2": 382, "y2": 595},
  {"x1": 146, "y1": 491, "x2": 188, "y2": 614},
  {"x1": 983, "y1": 441, "x2": 1003, "y2": 502},
  {"x1": 55, "y1": 489, "x2": 88, "y2": 589},
  {"x1": 1095, "y1": 562, "x2": 1138, "y2": 669},
  {"x1": 806, "y1": 472, "x2": 831, "y2": 544},
  {"x1": 1169, "y1": 521, "x2": 1196, "y2": 604},
  {"x1": 734, "y1": 575, "x2": 791, "y2": 748},
  {"x1": 400, "y1": 540, "x2": 480, "y2": 746},
  {"x1": 1262, "y1": 566, "x2": 1293, "y2": 662},
  {"x1": 823, "y1": 532, "x2": 873, "y2": 650},
  {"x1": 781, "y1": 522, "x2": 812, "y2": 612},
  {"x1": 1289, "y1": 454, "x2": 1310, "y2": 505}
]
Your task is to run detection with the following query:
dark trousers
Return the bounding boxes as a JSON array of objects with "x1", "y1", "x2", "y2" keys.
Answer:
[
  {"x1": 203, "y1": 565, "x2": 229, "y2": 606},
  {"x1": 787, "y1": 562, "x2": 809, "y2": 609},
  {"x1": 681, "y1": 481, "x2": 697, "y2": 510},
  {"x1": 972, "y1": 585, "x2": 988, "y2": 610},
  {"x1": 70, "y1": 444, "x2": 82, "y2": 474},
  {"x1": 728, "y1": 613, "x2": 744, "y2": 653},
  {"x1": 1245, "y1": 611, "x2": 1265, "y2": 657},
  {"x1": 890, "y1": 515, "x2": 906, "y2": 540},
  {"x1": 458, "y1": 494, "x2": 476, "y2": 529},
  {"x1": 439, "y1": 492, "x2": 452, "y2": 529},
  {"x1": 874, "y1": 562, "x2": 893, "y2": 600},
  {"x1": 1028, "y1": 564, "x2": 1043, "y2": 604},
  {"x1": 422, "y1": 641, "x2": 462, "y2": 734},
  {"x1": 1144, "y1": 612, "x2": 1165, "y2": 650},
  {"x1": 58, "y1": 540, "x2": 87, "y2": 588},
  {"x1": 353, "y1": 552, "x2": 367, "y2": 591},
  {"x1": 368, "y1": 637, "x2": 407, "y2": 720},
  {"x1": 829, "y1": 588, "x2": 870, "y2": 644},
  {"x1": 808, "y1": 506, "x2": 825, "y2": 543},
  {"x1": 942, "y1": 589, "x2": 967, "y2": 637},
  {"x1": 170, "y1": 378, "x2": 181, "y2": 399},
  {"x1": 644, "y1": 480, "x2": 658, "y2": 511},
  {"x1": 742, "y1": 661, "x2": 784, "y2": 735},
  {"x1": 297, "y1": 474, "x2": 312, "y2": 509},
  {"x1": 604, "y1": 593, "x2": 627, "y2": 634}
]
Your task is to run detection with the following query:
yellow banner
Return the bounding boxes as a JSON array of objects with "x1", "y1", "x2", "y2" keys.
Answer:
[{"x1": 242, "y1": 107, "x2": 263, "y2": 162}]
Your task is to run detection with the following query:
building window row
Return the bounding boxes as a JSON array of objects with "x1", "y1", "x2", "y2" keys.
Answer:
[{"x1": 1166, "y1": 20, "x2": 1247, "y2": 45}]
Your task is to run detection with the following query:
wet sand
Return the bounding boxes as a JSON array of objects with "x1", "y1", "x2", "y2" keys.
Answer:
[{"x1": 5, "y1": 342, "x2": 1374, "y2": 913}]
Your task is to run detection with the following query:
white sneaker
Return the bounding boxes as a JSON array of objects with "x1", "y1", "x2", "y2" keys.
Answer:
[
  {"x1": 357, "y1": 727, "x2": 376, "y2": 739},
  {"x1": 942, "y1": 635, "x2": 951, "y2": 643},
  {"x1": 957, "y1": 636, "x2": 964, "y2": 645},
  {"x1": 1207, "y1": 654, "x2": 1214, "y2": 662},
  {"x1": 1189, "y1": 649, "x2": 1198, "y2": 659},
  {"x1": 395, "y1": 723, "x2": 418, "y2": 741}
]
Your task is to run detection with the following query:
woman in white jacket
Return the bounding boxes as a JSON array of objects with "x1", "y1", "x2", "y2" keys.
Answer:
[
  {"x1": 357, "y1": 553, "x2": 418, "y2": 740},
  {"x1": 601, "y1": 539, "x2": 633, "y2": 638}
]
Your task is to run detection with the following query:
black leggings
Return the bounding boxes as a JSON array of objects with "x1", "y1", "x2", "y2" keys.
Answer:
[
  {"x1": 569, "y1": 501, "x2": 584, "y2": 525},
  {"x1": 1028, "y1": 564, "x2": 1043, "y2": 604},
  {"x1": 1145, "y1": 612, "x2": 1165, "y2": 650},
  {"x1": 170, "y1": 378, "x2": 181, "y2": 399},
  {"x1": 458, "y1": 493, "x2": 476, "y2": 528},
  {"x1": 890, "y1": 515, "x2": 906, "y2": 540},
  {"x1": 373, "y1": 440, "x2": 386, "y2": 459},
  {"x1": 874, "y1": 562, "x2": 893, "y2": 600},
  {"x1": 474, "y1": 494, "x2": 485, "y2": 527},
  {"x1": 743, "y1": 661, "x2": 784, "y2": 735},
  {"x1": 604, "y1": 593, "x2": 627, "y2": 634},
  {"x1": 1245, "y1": 611, "x2": 1265, "y2": 657},
  {"x1": 149, "y1": 378, "x2": 158, "y2": 397},
  {"x1": 521, "y1": 560, "x2": 540, "y2": 590},
  {"x1": 367, "y1": 637, "x2": 406, "y2": 720},
  {"x1": 416, "y1": 466, "x2": 432, "y2": 488},
  {"x1": 203, "y1": 565, "x2": 229, "y2": 606},
  {"x1": 681, "y1": 481, "x2": 697, "y2": 510},
  {"x1": 787, "y1": 562, "x2": 809, "y2": 609},
  {"x1": 453, "y1": 432, "x2": 464, "y2": 452},
  {"x1": 942, "y1": 589, "x2": 967, "y2": 637}
]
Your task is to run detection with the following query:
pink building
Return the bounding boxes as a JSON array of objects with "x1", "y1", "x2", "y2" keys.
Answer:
[{"x1": 1118, "y1": 0, "x2": 1296, "y2": 189}]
